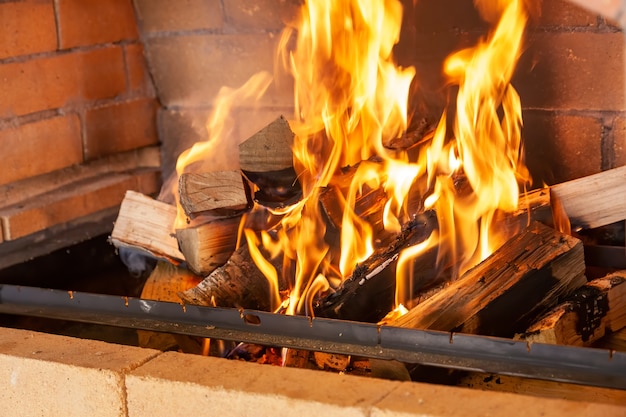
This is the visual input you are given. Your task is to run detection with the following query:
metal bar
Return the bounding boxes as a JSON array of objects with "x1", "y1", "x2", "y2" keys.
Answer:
[{"x1": 0, "y1": 284, "x2": 625, "y2": 390}]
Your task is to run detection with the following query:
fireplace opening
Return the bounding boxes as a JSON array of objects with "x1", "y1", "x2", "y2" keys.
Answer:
[{"x1": 0, "y1": 0, "x2": 626, "y2": 408}]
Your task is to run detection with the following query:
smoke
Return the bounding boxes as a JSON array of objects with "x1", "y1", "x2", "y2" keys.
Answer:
[{"x1": 118, "y1": 246, "x2": 157, "y2": 279}]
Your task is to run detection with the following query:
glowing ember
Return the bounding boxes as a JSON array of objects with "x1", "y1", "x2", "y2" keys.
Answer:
[{"x1": 175, "y1": 0, "x2": 533, "y2": 318}]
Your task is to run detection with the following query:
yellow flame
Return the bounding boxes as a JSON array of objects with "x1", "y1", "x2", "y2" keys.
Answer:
[
  {"x1": 194, "y1": 0, "x2": 533, "y2": 317},
  {"x1": 424, "y1": 0, "x2": 531, "y2": 278},
  {"x1": 173, "y1": 72, "x2": 273, "y2": 228}
]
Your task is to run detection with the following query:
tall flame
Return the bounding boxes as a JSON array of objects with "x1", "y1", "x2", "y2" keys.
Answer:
[
  {"x1": 425, "y1": 0, "x2": 531, "y2": 277},
  {"x1": 179, "y1": 0, "x2": 532, "y2": 317}
]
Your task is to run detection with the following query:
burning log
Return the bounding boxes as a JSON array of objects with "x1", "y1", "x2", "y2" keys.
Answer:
[
  {"x1": 178, "y1": 171, "x2": 250, "y2": 218},
  {"x1": 175, "y1": 215, "x2": 242, "y2": 276},
  {"x1": 238, "y1": 115, "x2": 300, "y2": 206},
  {"x1": 392, "y1": 222, "x2": 587, "y2": 338},
  {"x1": 110, "y1": 190, "x2": 184, "y2": 263},
  {"x1": 316, "y1": 188, "x2": 554, "y2": 323},
  {"x1": 178, "y1": 244, "x2": 273, "y2": 311},
  {"x1": 550, "y1": 165, "x2": 626, "y2": 229},
  {"x1": 316, "y1": 212, "x2": 439, "y2": 322},
  {"x1": 518, "y1": 271, "x2": 626, "y2": 346}
]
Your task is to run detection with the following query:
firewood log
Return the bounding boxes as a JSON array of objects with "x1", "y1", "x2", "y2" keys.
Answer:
[
  {"x1": 178, "y1": 244, "x2": 273, "y2": 311},
  {"x1": 110, "y1": 191, "x2": 184, "y2": 263},
  {"x1": 138, "y1": 261, "x2": 204, "y2": 354},
  {"x1": 550, "y1": 164, "x2": 626, "y2": 229},
  {"x1": 178, "y1": 171, "x2": 250, "y2": 218},
  {"x1": 392, "y1": 222, "x2": 587, "y2": 338},
  {"x1": 316, "y1": 188, "x2": 553, "y2": 323},
  {"x1": 175, "y1": 215, "x2": 242, "y2": 276},
  {"x1": 238, "y1": 115, "x2": 301, "y2": 206},
  {"x1": 316, "y1": 212, "x2": 439, "y2": 322},
  {"x1": 518, "y1": 271, "x2": 626, "y2": 346}
]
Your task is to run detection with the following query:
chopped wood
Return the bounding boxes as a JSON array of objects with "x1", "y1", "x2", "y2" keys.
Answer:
[
  {"x1": 313, "y1": 352, "x2": 351, "y2": 372},
  {"x1": 283, "y1": 348, "x2": 312, "y2": 369},
  {"x1": 110, "y1": 190, "x2": 184, "y2": 263},
  {"x1": 238, "y1": 115, "x2": 300, "y2": 206},
  {"x1": 550, "y1": 165, "x2": 626, "y2": 229},
  {"x1": 176, "y1": 215, "x2": 241, "y2": 276},
  {"x1": 239, "y1": 115, "x2": 295, "y2": 173},
  {"x1": 392, "y1": 222, "x2": 587, "y2": 337},
  {"x1": 178, "y1": 171, "x2": 249, "y2": 218},
  {"x1": 518, "y1": 271, "x2": 626, "y2": 346},
  {"x1": 316, "y1": 212, "x2": 439, "y2": 322},
  {"x1": 138, "y1": 261, "x2": 205, "y2": 353},
  {"x1": 178, "y1": 244, "x2": 272, "y2": 311},
  {"x1": 0, "y1": 170, "x2": 159, "y2": 241},
  {"x1": 316, "y1": 189, "x2": 554, "y2": 323},
  {"x1": 594, "y1": 327, "x2": 626, "y2": 352}
]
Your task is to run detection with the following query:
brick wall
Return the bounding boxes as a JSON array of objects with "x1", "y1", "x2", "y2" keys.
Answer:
[
  {"x1": 134, "y1": 0, "x2": 624, "y2": 187},
  {"x1": 399, "y1": 0, "x2": 625, "y2": 185},
  {"x1": 133, "y1": 0, "x2": 298, "y2": 183},
  {"x1": 0, "y1": 0, "x2": 160, "y2": 266}
]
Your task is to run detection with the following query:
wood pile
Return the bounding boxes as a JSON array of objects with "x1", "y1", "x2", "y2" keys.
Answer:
[{"x1": 110, "y1": 117, "x2": 626, "y2": 378}]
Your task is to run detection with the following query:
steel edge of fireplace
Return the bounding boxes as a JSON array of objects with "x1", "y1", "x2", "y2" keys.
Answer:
[{"x1": 0, "y1": 284, "x2": 624, "y2": 391}]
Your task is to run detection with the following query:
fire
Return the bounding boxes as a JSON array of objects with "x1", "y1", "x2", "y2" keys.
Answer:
[
  {"x1": 175, "y1": 0, "x2": 533, "y2": 318},
  {"x1": 172, "y1": 72, "x2": 272, "y2": 228}
]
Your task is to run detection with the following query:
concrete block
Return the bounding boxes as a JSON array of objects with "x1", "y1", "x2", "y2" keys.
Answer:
[
  {"x1": 126, "y1": 351, "x2": 398, "y2": 417},
  {"x1": 0, "y1": 327, "x2": 159, "y2": 417},
  {"x1": 372, "y1": 380, "x2": 626, "y2": 417}
]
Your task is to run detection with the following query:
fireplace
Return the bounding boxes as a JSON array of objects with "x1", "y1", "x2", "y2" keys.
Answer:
[{"x1": 1, "y1": 0, "x2": 626, "y2": 416}]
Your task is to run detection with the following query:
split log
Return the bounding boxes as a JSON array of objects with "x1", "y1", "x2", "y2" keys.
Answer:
[
  {"x1": 313, "y1": 352, "x2": 351, "y2": 372},
  {"x1": 178, "y1": 171, "x2": 249, "y2": 218},
  {"x1": 594, "y1": 327, "x2": 626, "y2": 352},
  {"x1": 238, "y1": 115, "x2": 300, "y2": 206},
  {"x1": 518, "y1": 271, "x2": 626, "y2": 346},
  {"x1": 138, "y1": 261, "x2": 204, "y2": 353},
  {"x1": 176, "y1": 215, "x2": 241, "y2": 276},
  {"x1": 392, "y1": 222, "x2": 587, "y2": 338},
  {"x1": 110, "y1": 191, "x2": 184, "y2": 263},
  {"x1": 316, "y1": 188, "x2": 553, "y2": 323},
  {"x1": 178, "y1": 244, "x2": 273, "y2": 311},
  {"x1": 316, "y1": 212, "x2": 439, "y2": 322},
  {"x1": 550, "y1": 164, "x2": 626, "y2": 229}
]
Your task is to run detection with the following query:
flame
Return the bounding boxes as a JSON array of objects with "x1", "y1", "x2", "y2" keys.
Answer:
[
  {"x1": 173, "y1": 72, "x2": 272, "y2": 228},
  {"x1": 178, "y1": 0, "x2": 533, "y2": 318}
]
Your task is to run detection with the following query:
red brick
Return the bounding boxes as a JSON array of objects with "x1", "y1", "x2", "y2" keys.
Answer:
[
  {"x1": 84, "y1": 98, "x2": 159, "y2": 160},
  {"x1": 515, "y1": 32, "x2": 625, "y2": 112},
  {"x1": 523, "y1": 111, "x2": 603, "y2": 185},
  {"x1": 0, "y1": 115, "x2": 82, "y2": 186},
  {"x1": 125, "y1": 43, "x2": 155, "y2": 96},
  {"x1": 612, "y1": 117, "x2": 626, "y2": 167},
  {"x1": 1, "y1": 174, "x2": 137, "y2": 240},
  {"x1": 407, "y1": 0, "x2": 488, "y2": 34},
  {"x1": 223, "y1": 0, "x2": 299, "y2": 31},
  {"x1": 56, "y1": 0, "x2": 138, "y2": 49},
  {"x1": 0, "y1": 47, "x2": 126, "y2": 117},
  {"x1": 134, "y1": 0, "x2": 223, "y2": 33},
  {"x1": 0, "y1": 0, "x2": 57, "y2": 59},
  {"x1": 538, "y1": 0, "x2": 598, "y2": 27},
  {"x1": 565, "y1": 0, "x2": 623, "y2": 23},
  {"x1": 144, "y1": 34, "x2": 292, "y2": 108}
]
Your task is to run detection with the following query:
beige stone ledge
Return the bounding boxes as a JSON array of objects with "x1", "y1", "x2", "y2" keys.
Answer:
[
  {"x1": 0, "y1": 327, "x2": 160, "y2": 417},
  {"x1": 1, "y1": 326, "x2": 625, "y2": 417}
]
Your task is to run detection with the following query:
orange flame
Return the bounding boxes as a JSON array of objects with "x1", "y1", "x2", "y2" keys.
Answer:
[
  {"x1": 173, "y1": 72, "x2": 272, "y2": 228},
  {"x1": 178, "y1": 0, "x2": 533, "y2": 318}
]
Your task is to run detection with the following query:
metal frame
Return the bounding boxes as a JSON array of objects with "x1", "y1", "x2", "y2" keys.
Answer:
[{"x1": 0, "y1": 284, "x2": 624, "y2": 390}]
